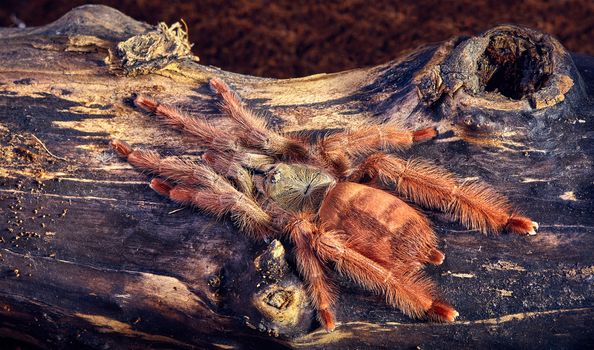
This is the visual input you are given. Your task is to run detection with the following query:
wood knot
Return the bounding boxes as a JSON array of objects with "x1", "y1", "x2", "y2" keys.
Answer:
[
  {"x1": 264, "y1": 289, "x2": 295, "y2": 310},
  {"x1": 415, "y1": 25, "x2": 581, "y2": 111}
]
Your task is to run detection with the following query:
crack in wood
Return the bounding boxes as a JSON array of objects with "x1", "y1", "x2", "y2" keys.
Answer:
[
  {"x1": 74, "y1": 313, "x2": 196, "y2": 348},
  {"x1": 294, "y1": 307, "x2": 593, "y2": 347},
  {"x1": 0, "y1": 188, "x2": 164, "y2": 205}
]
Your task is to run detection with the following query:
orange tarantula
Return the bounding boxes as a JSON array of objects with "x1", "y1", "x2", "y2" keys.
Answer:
[{"x1": 111, "y1": 78, "x2": 538, "y2": 332}]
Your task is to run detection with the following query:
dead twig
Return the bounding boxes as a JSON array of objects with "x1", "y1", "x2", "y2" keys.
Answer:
[
  {"x1": 168, "y1": 207, "x2": 187, "y2": 215},
  {"x1": 31, "y1": 134, "x2": 69, "y2": 162}
]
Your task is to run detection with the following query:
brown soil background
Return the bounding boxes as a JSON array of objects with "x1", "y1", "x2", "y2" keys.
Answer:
[{"x1": 1, "y1": 0, "x2": 593, "y2": 78}]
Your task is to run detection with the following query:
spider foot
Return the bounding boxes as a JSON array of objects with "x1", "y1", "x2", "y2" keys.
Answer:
[
  {"x1": 149, "y1": 178, "x2": 173, "y2": 197},
  {"x1": 412, "y1": 127, "x2": 438, "y2": 142},
  {"x1": 428, "y1": 249, "x2": 445, "y2": 265},
  {"x1": 506, "y1": 216, "x2": 539, "y2": 236},
  {"x1": 320, "y1": 309, "x2": 336, "y2": 332},
  {"x1": 110, "y1": 139, "x2": 133, "y2": 157},
  {"x1": 134, "y1": 95, "x2": 159, "y2": 112},
  {"x1": 427, "y1": 300, "x2": 459, "y2": 322}
]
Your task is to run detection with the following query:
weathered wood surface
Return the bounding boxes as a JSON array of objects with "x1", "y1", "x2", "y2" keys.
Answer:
[{"x1": 0, "y1": 5, "x2": 593, "y2": 349}]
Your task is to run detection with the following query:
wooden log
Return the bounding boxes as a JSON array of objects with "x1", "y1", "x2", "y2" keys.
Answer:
[{"x1": 0, "y1": 5, "x2": 593, "y2": 349}]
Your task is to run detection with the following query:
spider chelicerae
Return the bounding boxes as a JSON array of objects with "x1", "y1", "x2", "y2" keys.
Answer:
[{"x1": 111, "y1": 77, "x2": 538, "y2": 332}]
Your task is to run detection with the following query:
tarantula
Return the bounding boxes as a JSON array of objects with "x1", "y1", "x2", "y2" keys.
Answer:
[{"x1": 111, "y1": 77, "x2": 538, "y2": 332}]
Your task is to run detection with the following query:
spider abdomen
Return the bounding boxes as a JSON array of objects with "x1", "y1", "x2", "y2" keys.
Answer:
[{"x1": 319, "y1": 182, "x2": 442, "y2": 268}]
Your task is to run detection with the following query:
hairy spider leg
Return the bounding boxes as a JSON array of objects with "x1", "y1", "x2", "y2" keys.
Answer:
[
  {"x1": 153, "y1": 179, "x2": 272, "y2": 239},
  {"x1": 134, "y1": 95, "x2": 241, "y2": 154},
  {"x1": 339, "y1": 123, "x2": 436, "y2": 151},
  {"x1": 110, "y1": 139, "x2": 271, "y2": 239},
  {"x1": 350, "y1": 153, "x2": 539, "y2": 235},
  {"x1": 200, "y1": 150, "x2": 271, "y2": 194},
  {"x1": 318, "y1": 121, "x2": 437, "y2": 175},
  {"x1": 209, "y1": 78, "x2": 310, "y2": 160},
  {"x1": 134, "y1": 94, "x2": 279, "y2": 175},
  {"x1": 287, "y1": 213, "x2": 337, "y2": 332},
  {"x1": 313, "y1": 228, "x2": 458, "y2": 322}
]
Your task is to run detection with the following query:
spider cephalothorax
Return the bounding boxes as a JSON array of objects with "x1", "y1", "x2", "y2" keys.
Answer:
[
  {"x1": 259, "y1": 163, "x2": 335, "y2": 212},
  {"x1": 111, "y1": 77, "x2": 538, "y2": 332}
]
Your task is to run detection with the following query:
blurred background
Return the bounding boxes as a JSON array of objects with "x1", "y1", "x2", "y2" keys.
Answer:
[{"x1": 1, "y1": 0, "x2": 593, "y2": 78}]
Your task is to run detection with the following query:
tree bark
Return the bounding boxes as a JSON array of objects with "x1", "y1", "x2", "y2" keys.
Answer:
[{"x1": 0, "y1": 5, "x2": 592, "y2": 349}]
